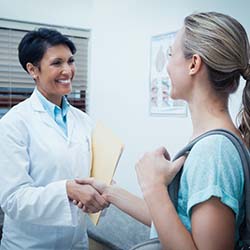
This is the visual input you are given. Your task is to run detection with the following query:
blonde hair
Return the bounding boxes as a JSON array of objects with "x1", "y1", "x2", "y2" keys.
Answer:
[{"x1": 183, "y1": 12, "x2": 250, "y2": 146}]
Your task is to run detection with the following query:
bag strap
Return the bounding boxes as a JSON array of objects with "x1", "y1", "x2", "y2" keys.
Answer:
[{"x1": 168, "y1": 129, "x2": 250, "y2": 246}]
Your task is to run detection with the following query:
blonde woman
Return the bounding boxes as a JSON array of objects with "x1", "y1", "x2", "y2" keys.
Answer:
[{"x1": 76, "y1": 12, "x2": 250, "y2": 249}]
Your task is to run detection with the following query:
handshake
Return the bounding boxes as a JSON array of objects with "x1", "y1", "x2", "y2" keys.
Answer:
[{"x1": 66, "y1": 178, "x2": 110, "y2": 214}]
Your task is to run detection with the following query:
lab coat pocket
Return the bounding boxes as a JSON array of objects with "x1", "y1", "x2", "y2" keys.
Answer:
[{"x1": 69, "y1": 137, "x2": 91, "y2": 178}]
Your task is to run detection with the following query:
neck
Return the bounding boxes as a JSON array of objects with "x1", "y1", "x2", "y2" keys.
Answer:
[{"x1": 188, "y1": 91, "x2": 237, "y2": 141}]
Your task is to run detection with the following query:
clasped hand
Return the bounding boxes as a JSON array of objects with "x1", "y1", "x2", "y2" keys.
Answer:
[{"x1": 67, "y1": 178, "x2": 109, "y2": 214}]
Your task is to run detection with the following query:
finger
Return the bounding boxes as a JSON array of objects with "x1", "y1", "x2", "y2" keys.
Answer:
[
  {"x1": 84, "y1": 203, "x2": 100, "y2": 214},
  {"x1": 75, "y1": 201, "x2": 82, "y2": 207},
  {"x1": 75, "y1": 177, "x2": 94, "y2": 185},
  {"x1": 84, "y1": 194, "x2": 104, "y2": 211},
  {"x1": 163, "y1": 149, "x2": 171, "y2": 161},
  {"x1": 155, "y1": 146, "x2": 170, "y2": 160},
  {"x1": 80, "y1": 204, "x2": 90, "y2": 213},
  {"x1": 82, "y1": 205, "x2": 89, "y2": 213},
  {"x1": 80, "y1": 196, "x2": 101, "y2": 213},
  {"x1": 73, "y1": 200, "x2": 78, "y2": 205},
  {"x1": 155, "y1": 146, "x2": 165, "y2": 155},
  {"x1": 172, "y1": 155, "x2": 187, "y2": 174},
  {"x1": 79, "y1": 185, "x2": 104, "y2": 210},
  {"x1": 94, "y1": 193, "x2": 109, "y2": 208},
  {"x1": 77, "y1": 202, "x2": 84, "y2": 209}
]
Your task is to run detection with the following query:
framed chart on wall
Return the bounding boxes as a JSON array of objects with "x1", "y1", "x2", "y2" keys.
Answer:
[{"x1": 149, "y1": 32, "x2": 187, "y2": 116}]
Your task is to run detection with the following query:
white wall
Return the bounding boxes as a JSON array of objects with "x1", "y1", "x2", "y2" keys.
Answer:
[
  {"x1": 1, "y1": 0, "x2": 250, "y2": 195},
  {"x1": 89, "y1": 0, "x2": 250, "y2": 194},
  {"x1": 0, "y1": 0, "x2": 93, "y2": 28}
]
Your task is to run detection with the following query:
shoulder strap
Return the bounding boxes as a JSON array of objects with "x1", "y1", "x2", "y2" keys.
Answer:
[{"x1": 168, "y1": 129, "x2": 250, "y2": 246}]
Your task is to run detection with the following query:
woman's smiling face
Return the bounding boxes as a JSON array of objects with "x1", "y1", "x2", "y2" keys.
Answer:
[
  {"x1": 33, "y1": 44, "x2": 76, "y2": 106},
  {"x1": 167, "y1": 28, "x2": 192, "y2": 101}
]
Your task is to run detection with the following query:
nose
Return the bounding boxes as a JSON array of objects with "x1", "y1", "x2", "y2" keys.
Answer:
[{"x1": 61, "y1": 63, "x2": 74, "y2": 76}]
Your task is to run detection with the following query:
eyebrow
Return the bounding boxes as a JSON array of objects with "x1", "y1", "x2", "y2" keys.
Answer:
[{"x1": 50, "y1": 55, "x2": 74, "y2": 61}]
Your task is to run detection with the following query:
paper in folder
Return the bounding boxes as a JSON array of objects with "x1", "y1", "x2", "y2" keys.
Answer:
[{"x1": 89, "y1": 121, "x2": 124, "y2": 225}]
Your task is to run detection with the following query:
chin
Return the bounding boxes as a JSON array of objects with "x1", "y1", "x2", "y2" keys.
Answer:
[
  {"x1": 170, "y1": 92, "x2": 177, "y2": 100},
  {"x1": 170, "y1": 89, "x2": 183, "y2": 100},
  {"x1": 63, "y1": 90, "x2": 72, "y2": 96},
  {"x1": 59, "y1": 86, "x2": 72, "y2": 94}
]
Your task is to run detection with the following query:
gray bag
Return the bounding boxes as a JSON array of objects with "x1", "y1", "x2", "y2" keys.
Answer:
[
  {"x1": 131, "y1": 129, "x2": 250, "y2": 250},
  {"x1": 0, "y1": 207, "x2": 3, "y2": 240}
]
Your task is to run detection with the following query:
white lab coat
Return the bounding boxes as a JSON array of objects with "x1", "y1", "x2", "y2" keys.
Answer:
[{"x1": 0, "y1": 91, "x2": 93, "y2": 250}]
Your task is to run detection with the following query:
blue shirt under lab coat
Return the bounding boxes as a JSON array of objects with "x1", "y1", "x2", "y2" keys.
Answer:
[
  {"x1": 35, "y1": 88, "x2": 69, "y2": 136},
  {"x1": 0, "y1": 90, "x2": 93, "y2": 250}
]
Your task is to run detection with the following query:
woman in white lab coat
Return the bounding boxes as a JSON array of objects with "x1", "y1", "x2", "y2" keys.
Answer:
[{"x1": 0, "y1": 28, "x2": 108, "y2": 250}]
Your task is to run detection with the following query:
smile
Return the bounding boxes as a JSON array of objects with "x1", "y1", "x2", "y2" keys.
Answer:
[{"x1": 56, "y1": 79, "x2": 71, "y2": 84}]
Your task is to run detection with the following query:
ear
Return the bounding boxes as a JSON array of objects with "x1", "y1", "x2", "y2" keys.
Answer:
[
  {"x1": 26, "y1": 62, "x2": 38, "y2": 80},
  {"x1": 188, "y1": 54, "x2": 202, "y2": 76}
]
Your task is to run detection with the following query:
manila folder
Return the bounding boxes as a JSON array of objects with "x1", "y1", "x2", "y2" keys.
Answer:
[{"x1": 89, "y1": 122, "x2": 124, "y2": 225}]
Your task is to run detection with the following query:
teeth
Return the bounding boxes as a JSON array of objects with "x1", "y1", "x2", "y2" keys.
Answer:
[{"x1": 57, "y1": 79, "x2": 70, "y2": 84}]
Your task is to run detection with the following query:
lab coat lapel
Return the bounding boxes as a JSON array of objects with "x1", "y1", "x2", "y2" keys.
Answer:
[
  {"x1": 66, "y1": 109, "x2": 75, "y2": 144},
  {"x1": 30, "y1": 91, "x2": 68, "y2": 140}
]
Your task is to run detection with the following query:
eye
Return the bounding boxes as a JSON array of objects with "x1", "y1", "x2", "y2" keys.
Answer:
[
  {"x1": 68, "y1": 57, "x2": 75, "y2": 64},
  {"x1": 51, "y1": 60, "x2": 62, "y2": 66},
  {"x1": 167, "y1": 46, "x2": 172, "y2": 58}
]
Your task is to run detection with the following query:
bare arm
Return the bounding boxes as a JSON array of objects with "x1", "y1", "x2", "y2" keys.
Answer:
[
  {"x1": 191, "y1": 196, "x2": 235, "y2": 250},
  {"x1": 144, "y1": 185, "x2": 235, "y2": 250},
  {"x1": 75, "y1": 178, "x2": 151, "y2": 226},
  {"x1": 136, "y1": 147, "x2": 235, "y2": 250},
  {"x1": 144, "y1": 184, "x2": 197, "y2": 250},
  {"x1": 105, "y1": 184, "x2": 152, "y2": 226}
]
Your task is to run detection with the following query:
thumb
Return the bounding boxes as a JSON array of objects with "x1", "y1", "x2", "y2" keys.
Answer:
[
  {"x1": 171, "y1": 155, "x2": 186, "y2": 174},
  {"x1": 75, "y1": 177, "x2": 94, "y2": 185}
]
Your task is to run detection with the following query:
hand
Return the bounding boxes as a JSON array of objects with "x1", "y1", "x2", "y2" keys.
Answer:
[
  {"x1": 75, "y1": 177, "x2": 107, "y2": 195},
  {"x1": 72, "y1": 178, "x2": 110, "y2": 213},
  {"x1": 135, "y1": 147, "x2": 186, "y2": 193},
  {"x1": 66, "y1": 180, "x2": 109, "y2": 213}
]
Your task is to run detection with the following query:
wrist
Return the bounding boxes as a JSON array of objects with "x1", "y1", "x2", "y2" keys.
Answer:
[
  {"x1": 103, "y1": 184, "x2": 117, "y2": 203},
  {"x1": 142, "y1": 183, "x2": 167, "y2": 201},
  {"x1": 66, "y1": 180, "x2": 78, "y2": 201}
]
